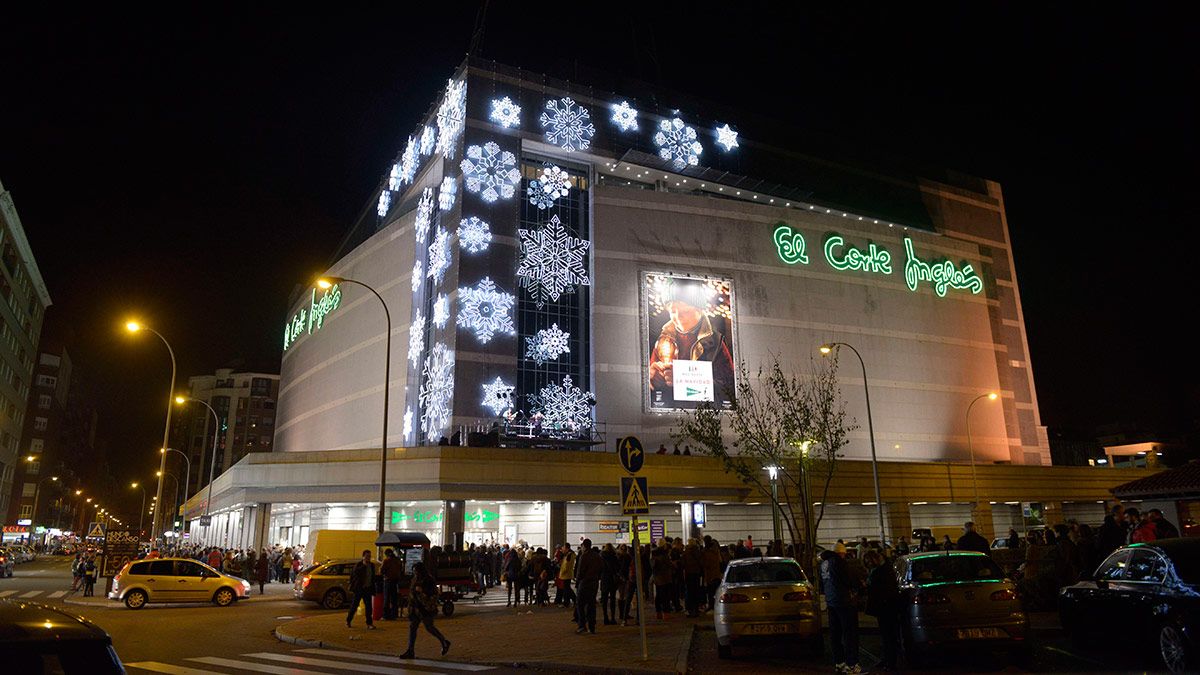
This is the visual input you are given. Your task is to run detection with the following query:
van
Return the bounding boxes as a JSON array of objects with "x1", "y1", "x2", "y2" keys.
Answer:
[{"x1": 303, "y1": 529, "x2": 377, "y2": 566}]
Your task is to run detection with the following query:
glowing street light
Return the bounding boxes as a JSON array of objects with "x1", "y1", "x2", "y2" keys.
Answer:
[
  {"x1": 131, "y1": 482, "x2": 148, "y2": 534},
  {"x1": 176, "y1": 395, "x2": 221, "y2": 543},
  {"x1": 125, "y1": 319, "x2": 177, "y2": 545},
  {"x1": 966, "y1": 392, "x2": 1000, "y2": 508}
]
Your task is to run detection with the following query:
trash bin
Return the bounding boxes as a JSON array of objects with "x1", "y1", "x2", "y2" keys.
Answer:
[{"x1": 373, "y1": 580, "x2": 385, "y2": 621}]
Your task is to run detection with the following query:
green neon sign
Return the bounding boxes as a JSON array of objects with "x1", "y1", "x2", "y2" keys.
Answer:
[
  {"x1": 823, "y1": 235, "x2": 892, "y2": 275},
  {"x1": 773, "y1": 224, "x2": 809, "y2": 265},
  {"x1": 389, "y1": 509, "x2": 499, "y2": 525},
  {"x1": 283, "y1": 284, "x2": 342, "y2": 351},
  {"x1": 903, "y1": 238, "x2": 983, "y2": 297}
]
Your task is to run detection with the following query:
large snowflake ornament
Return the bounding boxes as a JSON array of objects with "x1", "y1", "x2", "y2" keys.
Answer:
[
  {"x1": 426, "y1": 226, "x2": 451, "y2": 285},
  {"x1": 411, "y1": 260, "x2": 424, "y2": 293},
  {"x1": 403, "y1": 406, "x2": 413, "y2": 440},
  {"x1": 457, "y1": 216, "x2": 491, "y2": 253},
  {"x1": 524, "y1": 323, "x2": 570, "y2": 365},
  {"x1": 715, "y1": 123, "x2": 739, "y2": 151},
  {"x1": 490, "y1": 96, "x2": 521, "y2": 129},
  {"x1": 389, "y1": 162, "x2": 403, "y2": 192},
  {"x1": 435, "y1": 78, "x2": 467, "y2": 159},
  {"x1": 527, "y1": 165, "x2": 571, "y2": 210},
  {"x1": 539, "y1": 97, "x2": 596, "y2": 152},
  {"x1": 432, "y1": 293, "x2": 450, "y2": 329},
  {"x1": 419, "y1": 125, "x2": 436, "y2": 156},
  {"x1": 407, "y1": 312, "x2": 425, "y2": 366},
  {"x1": 481, "y1": 377, "x2": 515, "y2": 416},
  {"x1": 399, "y1": 136, "x2": 419, "y2": 185},
  {"x1": 611, "y1": 100, "x2": 638, "y2": 132},
  {"x1": 377, "y1": 189, "x2": 391, "y2": 217},
  {"x1": 654, "y1": 117, "x2": 703, "y2": 170},
  {"x1": 414, "y1": 187, "x2": 435, "y2": 244},
  {"x1": 457, "y1": 277, "x2": 515, "y2": 343},
  {"x1": 516, "y1": 214, "x2": 592, "y2": 308},
  {"x1": 532, "y1": 375, "x2": 594, "y2": 429},
  {"x1": 419, "y1": 342, "x2": 455, "y2": 437},
  {"x1": 438, "y1": 176, "x2": 457, "y2": 211},
  {"x1": 460, "y1": 141, "x2": 520, "y2": 203}
]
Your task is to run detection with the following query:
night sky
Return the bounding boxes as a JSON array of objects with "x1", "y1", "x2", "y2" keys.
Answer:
[{"x1": 2, "y1": 6, "x2": 1194, "y2": 502}]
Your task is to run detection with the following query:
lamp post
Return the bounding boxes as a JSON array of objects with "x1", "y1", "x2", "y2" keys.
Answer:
[
  {"x1": 157, "y1": 471, "x2": 180, "y2": 542},
  {"x1": 764, "y1": 466, "x2": 782, "y2": 543},
  {"x1": 966, "y1": 392, "x2": 999, "y2": 508},
  {"x1": 30, "y1": 475, "x2": 59, "y2": 545},
  {"x1": 131, "y1": 483, "x2": 147, "y2": 536},
  {"x1": 317, "y1": 276, "x2": 392, "y2": 537},
  {"x1": 176, "y1": 396, "x2": 221, "y2": 545},
  {"x1": 160, "y1": 447, "x2": 191, "y2": 538},
  {"x1": 820, "y1": 342, "x2": 886, "y2": 546},
  {"x1": 125, "y1": 320, "x2": 177, "y2": 546}
]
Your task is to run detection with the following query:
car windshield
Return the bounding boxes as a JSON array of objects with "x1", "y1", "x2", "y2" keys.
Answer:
[
  {"x1": 726, "y1": 561, "x2": 805, "y2": 584},
  {"x1": 908, "y1": 553, "x2": 1004, "y2": 584}
]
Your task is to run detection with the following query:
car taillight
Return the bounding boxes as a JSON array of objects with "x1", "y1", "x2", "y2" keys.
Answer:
[
  {"x1": 990, "y1": 589, "x2": 1017, "y2": 601},
  {"x1": 301, "y1": 575, "x2": 311, "y2": 589},
  {"x1": 913, "y1": 592, "x2": 950, "y2": 605},
  {"x1": 783, "y1": 590, "x2": 812, "y2": 601},
  {"x1": 720, "y1": 592, "x2": 751, "y2": 603}
]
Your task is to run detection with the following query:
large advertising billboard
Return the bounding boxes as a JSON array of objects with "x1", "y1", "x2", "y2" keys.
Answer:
[{"x1": 644, "y1": 272, "x2": 737, "y2": 411}]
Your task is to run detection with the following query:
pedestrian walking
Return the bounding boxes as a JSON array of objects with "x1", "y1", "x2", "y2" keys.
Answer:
[
  {"x1": 599, "y1": 543, "x2": 619, "y2": 625},
  {"x1": 864, "y1": 550, "x2": 901, "y2": 671},
  {"x1": 956, "y1": 521, "x2": 990, "y2": 555},
  {"x1": 399, "y1": 562, "x2": 450, "y2": 659},
  {"x1": 820, "y1": 549, "x2": 860, "y2": 674},
  {"x1": 82, "y1": 556, "x2": 97, "y2": 597},
  {"x1": 255, "y1": 548, "x2": 269, "y2": 594},
  {"x1": 381, "y1": 548, "x2": 403, "y2": 620},
  {"x1": 70, "y1": 554, "x2": 83, "y2": 592},
  {"x1": 345, "y1": 549, "x2": 377, "y2": 629},
  {"x1": 574, "y1": 539, "x2": 602, "y2": 634}
]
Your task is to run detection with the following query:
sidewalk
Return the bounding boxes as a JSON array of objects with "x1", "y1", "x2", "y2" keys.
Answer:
[
  {"x1": 62, "y1": 578, "x2": 298, "y2": 608},
  {"x1": 275, "y1": 602, "x2": 697, "y2": 674}
]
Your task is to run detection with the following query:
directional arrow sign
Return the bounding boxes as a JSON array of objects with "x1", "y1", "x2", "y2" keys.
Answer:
[{"x1": 618, "y1": 436, "x2": 645, "y2": 474}]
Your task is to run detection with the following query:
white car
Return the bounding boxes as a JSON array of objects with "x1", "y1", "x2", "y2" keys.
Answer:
[
  {"x1": 714, "y1": 556, "x2": 822, "y2": 658},
  {"x1": 109, "y1": 558, "x2": 250, "y2": 609}
]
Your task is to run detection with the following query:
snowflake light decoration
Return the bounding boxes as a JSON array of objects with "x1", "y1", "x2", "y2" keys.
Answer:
[
  {"x1": 411, "y1": 260, "x2": 424, "y2": 293},
  {"x1": 527, "y1": 165, "x2": 571, "y2": 210},
  {"x1": 389, "y1": 162, "x2": 404, "y2": 192},
  {"x1": 481, "y1": 376, "x2": 515, "y2": 416},
  {"x1": 457, "y1": 277, "x2": 515, "y2": 343},
  {"x1": 398, "y1": 136, "x2": 419, "y2": 185},
  {"x1": 516, "y1": 214, "x2": 592, "y2": 308},
  {"x1": 403, "y1": 406, "x2": 413, "y2": 439},
  {"x1": 438, "y1": 176, "x2": 457, "y2": 211},
  {"x1": 432, "y1": 293, "x2": 450, "y2": 329},
  {"x1": 490, "y1": 96, "x2": 521, "y2": 129},
  {"x1": 435, "y1": 79, "x2": 466, "y2": 158},
  {"x1": 419, "y1": 342, "x2": 455, "y2": 437},
  {"x1": 460, "y1": 141, "x2": 520, "y2": 203},
  {"x1": 414, "y1": 187, "x2": 435, "y2": 244},
  {"x1": 419, "y1": 125, "x2": 436, "y2": 156},
  {"x1": 426, "y1": 227, "x2": 451, "y2": 285},
  {"x1": 377, "y1": 189, "x2": 391, "y2": 217},
  {"x1": 654, "y1": 117, "x2": 703, "y2": 170},
  {"x1": 715, "y1": 123, "x2": 739, "y2": 151},
  {"x1": 539, "y1": 97, "x2": 596, "y2": 152},
  {"x1": 407, "y1": 312, "x2": 425, "y2": 366},
  {"x1": 524, "y1": 323, "x2": 570, "y2": 365},
  {"x1": 457, "y1": 216, "x2": 491, "y2": 253},
  {"x1": 532, "y1": 375, "x2": 594, "y2": 429},
  {"x1": 611, "y1": 100, "x2": 639, "y2": 132}
]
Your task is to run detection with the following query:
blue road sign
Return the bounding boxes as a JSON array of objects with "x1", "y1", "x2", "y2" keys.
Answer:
[{"x1": 618, "y1": 436, "x2": 645, "y2": 474}]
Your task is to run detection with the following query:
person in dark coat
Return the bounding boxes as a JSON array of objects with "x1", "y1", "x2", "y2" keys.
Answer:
[
  {"x1": 599, "y1": 544, "x2": 619, "y2": 625},
  {"x1": 380, "y1": 548, "x2": 403, "y2": 619},
  {"x1": 956, "y1": 521, "x2": 991, "y2": 555},
  {"x1": 254, "y1": 549, "x2": 269, "y2": 594},
  {"x1": 864, "y1": 550, "x2": 901, "y2": 671},
  {"x1": 345, "y1": 549, "x2": 376, "y2": 629},
  {"x1": 820, "y1": 549, "x2": 859, "y2": 672},
  {"x1": 574, "y1": 539, "x2": 603, "y2": 634},
  {"x1": 399, "y1": 562, "x2": 449, "y2": 659}
]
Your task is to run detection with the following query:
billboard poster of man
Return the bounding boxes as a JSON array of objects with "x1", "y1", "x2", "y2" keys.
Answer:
[{"x1": 644, "y1": 273, "x2": 736, "y2": 411}]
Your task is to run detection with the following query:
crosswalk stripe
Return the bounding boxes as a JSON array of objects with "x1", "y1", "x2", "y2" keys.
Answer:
[
  {"x1": 298, "y1": 649, "x2": 492, "y2": 671},
  {"x1": 0, "y1": 590, "x2": 17, "y2": 598},
  {"x1": 190, "y1": 656, "x2": 327, "y2": 675},
  {"x1": 19, "y1": 590, "x2": 40, "y2": 598},
  {"x1": 48, "y1": 590, "x2": 67, "y2": 598},
  {"x1": 244, "y1": 652, "x2": 445, "y2": 675},
  {"x1": 126, "y1": 662, "x2": 226, "y2": 675}
]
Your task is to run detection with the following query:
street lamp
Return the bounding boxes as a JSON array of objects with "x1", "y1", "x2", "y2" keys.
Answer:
[
  {"x1": 820, "y1": 342, "x2": 886, "y2": 546},
  {"x1": 125, "y1": 320, "x2": 177, "y2": 546},
  {"x1": 764, "y1": 466, "x2": 782, "y2": 543},
  {"x1": 131, "y1": 483, "x2": 147, "y2": 535},
  {"x1": 157, "y1": 471, "x2": 179, "y2": 542},
  {"x1": 30, "y1": 476, "x2": 59, "y2": 544},
  {"x1": 176, "y1": 395, "x2": 221, "y2": 543},
  {"x1": 966, "y1": 392, "x2": 999, "y2": 508},
  {"x1": 316, "y1": 276, "x2": 392, "y2": 537},
  {"x1": 160, "y1": 446, "x2": 191, "y2": 538}
]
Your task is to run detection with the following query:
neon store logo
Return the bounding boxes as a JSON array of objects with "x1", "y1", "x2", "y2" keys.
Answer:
[
  {"x1": 773, "y1": 225, "x2": 983, "y2": 297},
  {"x1": 390, "y1": 510, "x2": 499, "y2": 525},
  {"x1": 282, "y1": 284, "x2": 342, "y2": 351}
]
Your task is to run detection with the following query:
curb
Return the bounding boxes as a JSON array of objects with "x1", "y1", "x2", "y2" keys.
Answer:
[{"x1": 673, "y1": 624, "x2": 695, "y2": 675}]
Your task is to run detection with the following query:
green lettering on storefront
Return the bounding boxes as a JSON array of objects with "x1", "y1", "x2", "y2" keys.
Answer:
[
  {"x1": 903, "y1": 238, "x2": 983, "y2": 297},
  {"x1": 389, "y1": 509, "x2": 499, "y2": 526},
  {"x1": 773, "y1": 224, "x2": 809, "y2": 265},
  {"x1": 283, "y1": 284, "x2": 342, "y2": 351},
  {"x1": 823, "y1": 234, "x2": 892, "y2": 275}
]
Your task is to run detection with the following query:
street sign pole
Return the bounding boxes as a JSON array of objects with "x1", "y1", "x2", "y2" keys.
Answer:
[
  {"x1": 632, "y1": 514, "x2": 648, "y2": 660},
  {"x1": 617, "y1": 435, "x2": 649, "y2": 660}
]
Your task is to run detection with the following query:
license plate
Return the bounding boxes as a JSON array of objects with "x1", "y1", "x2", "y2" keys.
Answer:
[
  {"x1": 956, "y1": 627, "x2": 1004, "y2": 639},
  {"x1": 746, "y1": 623, "x2": 796, "y2": 634}
]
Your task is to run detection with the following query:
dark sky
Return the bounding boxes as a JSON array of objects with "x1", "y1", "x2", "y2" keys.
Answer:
[{"x1": 2, "y1": 5, "x2": 1195, "y2": 499}]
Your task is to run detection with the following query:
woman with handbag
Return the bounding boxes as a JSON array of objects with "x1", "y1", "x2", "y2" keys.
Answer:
[{"x1": 399, "y1": 562, "x2": 450, "y2": 660}]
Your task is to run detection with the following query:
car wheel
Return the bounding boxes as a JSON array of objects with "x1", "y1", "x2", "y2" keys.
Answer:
[
  {"x1": 1160, "y1": 623, "x2": 1193, "y2": 674},
  {"x1": 322, "y1": 588, "x2": 346, "y2": 610},
  {"x1": 124, "y1": 589, "x2": 147, "y2": 609},
  {"x1": 442, "y1": 601, "x2": 455, "y2": 617},
  {"x1": 213, "y1": 587, "x2": 236, "y2": 607},
  {"x1": 717, "y1": 643, "x2": 732, "y2": 659}
]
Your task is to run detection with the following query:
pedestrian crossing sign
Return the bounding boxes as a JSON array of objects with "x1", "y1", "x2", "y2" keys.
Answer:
[
  {"x1": 87, "y1": 522, "x2": 106, "y2": 539},
  {"x1": 621, "y1": 476, "x2": 650, "y2": 515}
]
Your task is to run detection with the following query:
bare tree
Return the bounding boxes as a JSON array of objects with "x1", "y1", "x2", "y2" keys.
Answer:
[{"x1": 675, "y1": 354, "x2": 855, "y2": 572}]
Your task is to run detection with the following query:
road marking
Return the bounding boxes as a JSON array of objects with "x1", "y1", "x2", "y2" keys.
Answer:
[
  {"x1": 298, "y1": 648, "x2": 492, "y2": 671},
  {"x1": 48, "y1": 590, "x2": 67, "y2": 598},
  {"x1": 0, "y1": 590, "x2": 17, "y2": 598},
  {"x1": 19, "y1": 590, "x2": 41, "y2": 598},
  {"x1": 245, "y1": 652, "x2": 446, "y2": 675},
  {"x1": 190, "y1": 656, "x2": 328, "y2": 674},
  {"x1": 126, "y1": 662, "x2": 226, "y2": 675}
]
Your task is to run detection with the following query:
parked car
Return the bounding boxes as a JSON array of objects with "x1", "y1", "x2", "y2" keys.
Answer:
[
  {"x1": 12, "y1": 544, "x2": 37, "y2": 563},
  {"x1": 0, "y1": 548, "x2": 14, "y2": 577},
  {"x1": 1060, "y1": 538, "x2": 1199, "y2": 673},
  {"x1": 714, "y1": 556, "x2": 822, "y2": 659},
  {"x1": 0, "y1": 599, "x2": 126, "y2": 673},
  {"x1": 895, "y1": 550, "x2": 1030, "y2": 666},
  {"x1": 294, "y1": 558, "x2": 381, "y2": 610},
  {"x1": 109, "y1": 558, "x2": 250, "y2": 609}
]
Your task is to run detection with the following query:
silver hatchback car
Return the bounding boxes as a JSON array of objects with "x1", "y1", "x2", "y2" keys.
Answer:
[
  {"x1": 895, "y1": 550, "x2": 1029, "y2": 666},
  {"x1": 714, "y1": 556, "x2": 822, "y2": 658}
]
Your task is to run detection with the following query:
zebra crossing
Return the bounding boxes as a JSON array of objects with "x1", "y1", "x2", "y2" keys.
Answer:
[
  {"x1": 0, "y1": 589, "x2": 70, "y2": 599},
  {"x1": 126, "y1": 648, "x2": 494, "y2": 674}
]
